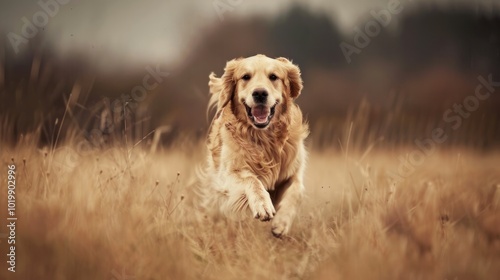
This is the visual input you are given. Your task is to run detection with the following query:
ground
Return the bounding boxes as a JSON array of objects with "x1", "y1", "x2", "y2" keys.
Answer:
[{"x1": 0, "y1": 143, "x2": 499, "y2": 280}]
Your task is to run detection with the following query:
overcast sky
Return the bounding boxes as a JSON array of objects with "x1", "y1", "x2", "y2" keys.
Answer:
[{"x1": 1, "y1": 0, "x2": 499, "y2": 66}]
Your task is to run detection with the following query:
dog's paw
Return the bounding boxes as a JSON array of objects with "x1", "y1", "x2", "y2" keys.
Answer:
[
  {"x1": 248, "y1": 191, "x2": 276, "y2": 221},
  {"x1": 271, "y1": 213, "x2": 292, "y2": 237}
]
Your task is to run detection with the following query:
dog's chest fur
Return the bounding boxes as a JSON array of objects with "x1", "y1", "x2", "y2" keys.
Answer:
[{"x1": 207, "y1": 107, "x2": 304, "y2": 190}]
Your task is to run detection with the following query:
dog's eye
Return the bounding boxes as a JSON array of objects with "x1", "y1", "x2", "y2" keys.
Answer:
[
  {"x1": 269, "y1": 74, "x2": 278, "y2": 81},
  {"x1": 242, "y1": 74, "x2": 251, "y2": 81}
]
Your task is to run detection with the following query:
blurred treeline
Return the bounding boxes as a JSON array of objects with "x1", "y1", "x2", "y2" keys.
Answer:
[{"x1": 0, "y1": 5, "x2": 499, "y2": 150}]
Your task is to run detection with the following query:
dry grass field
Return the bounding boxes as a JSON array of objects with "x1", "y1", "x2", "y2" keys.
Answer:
[
  {"x1": 1, "y1": 2, "x2": 499, "y2": 279},
  {"x1": 1, "y1": 141, "x2": 500, "y2": 280}
]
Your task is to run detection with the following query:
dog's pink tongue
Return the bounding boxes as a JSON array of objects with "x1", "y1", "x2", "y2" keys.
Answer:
[{"x1": 251, "y1": 105, "x2": 270, "y2": 124}]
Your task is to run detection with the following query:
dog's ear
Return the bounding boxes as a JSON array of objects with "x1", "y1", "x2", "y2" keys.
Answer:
[
  {"x1": 208, "y1": 58, "x2": 241, "y2": 111},
  {"x1": 277, "y1": 57, "x2": 303, "y2": 99},
  {"x1": 220, "y1": 58, "x2": 240, "y2": 107},
  {"x1": 208, "y1": 72, "x2": 222, "y2": 96}
]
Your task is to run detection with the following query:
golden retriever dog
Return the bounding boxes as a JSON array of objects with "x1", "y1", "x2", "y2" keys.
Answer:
[{"x1": 199, "y1": 54, "x2": 308, "y2": 237}]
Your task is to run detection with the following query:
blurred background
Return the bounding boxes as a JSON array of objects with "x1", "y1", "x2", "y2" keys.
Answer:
[{"x1": 0, "y1": 0, "x2": 499, "y2": 151}]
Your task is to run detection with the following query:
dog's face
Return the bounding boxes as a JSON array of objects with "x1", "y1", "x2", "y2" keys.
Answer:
[
  {"x1": 233, "y1": 56, "x2": 288, "y2": 128},
  {"x1": 210, "y1": 55, "x2": 303, "y2": 129}
]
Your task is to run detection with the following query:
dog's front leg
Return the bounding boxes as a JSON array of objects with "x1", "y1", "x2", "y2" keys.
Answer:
[
  {"x1": 229, "y1": 171, "x2": 276, "y2": 221},
  {"x1": 245, "y1": 178, "x2": 276, "y2": 221},
  {"x1": 271, "y1": 176, "x2": 304, "y2": 237}
]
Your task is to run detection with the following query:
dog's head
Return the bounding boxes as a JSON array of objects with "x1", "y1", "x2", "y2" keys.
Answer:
[{"x1": 209, "y1": 54, "x2": 303, "y2": 129}]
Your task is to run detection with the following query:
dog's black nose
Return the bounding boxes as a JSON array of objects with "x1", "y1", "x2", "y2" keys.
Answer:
[{"x1": 252, "y1": 89, "x2": 268, "y2": 104}]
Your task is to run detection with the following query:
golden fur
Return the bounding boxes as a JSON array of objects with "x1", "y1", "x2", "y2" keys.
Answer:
[{"x1": 200, "y1": 54, "x2": 308, "y2": 237}]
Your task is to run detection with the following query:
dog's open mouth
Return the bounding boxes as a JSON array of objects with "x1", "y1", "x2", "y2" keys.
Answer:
[{"x1": 244, "y1": 102, "x2": 278, "y2": 128}]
